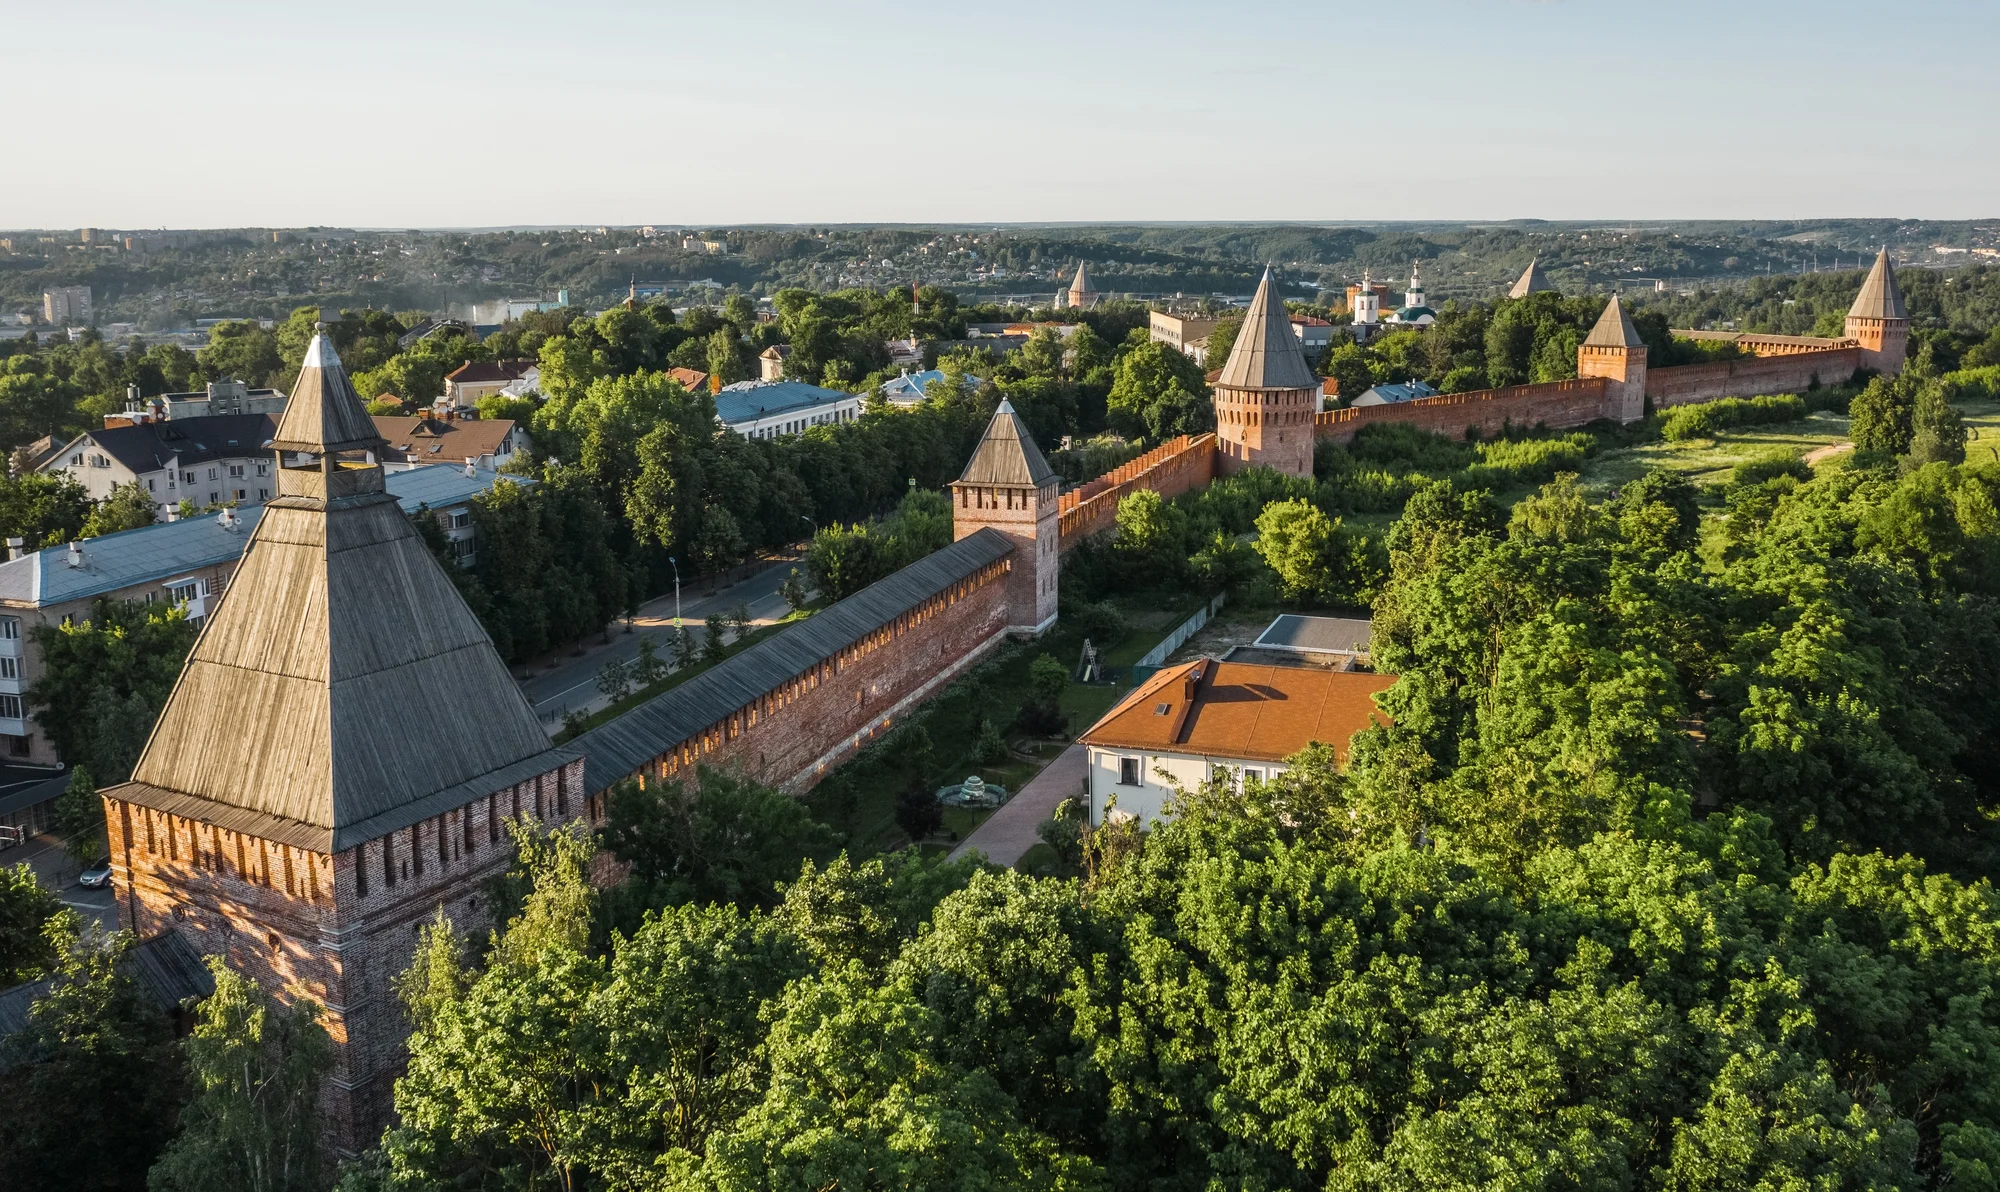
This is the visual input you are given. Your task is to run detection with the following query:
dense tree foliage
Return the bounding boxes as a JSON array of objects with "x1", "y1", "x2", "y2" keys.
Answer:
[{"x1": 27, "y1": 598, "x2": 198, "y2": 783}]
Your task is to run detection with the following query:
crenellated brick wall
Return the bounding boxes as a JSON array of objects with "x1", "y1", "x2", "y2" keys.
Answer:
[
  {"x1": 1644, "y1": 348, "x2": 1861, "y2": 408},
  {"x1": 105, "y1": 757, "x2": 588, "y2": 1153},
  {"x1": 1057, "y1": 432, "x2": 1218, "y2": 549},
  {"x1": 1314, "y1": 378, "x2": 1612, "y2": 444}
]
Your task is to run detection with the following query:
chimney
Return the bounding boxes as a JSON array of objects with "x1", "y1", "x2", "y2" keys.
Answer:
[
  {"x1": 66, "y1": 541, "x2": 83, "y2": 569},
  {"x1": 5, "y1": 537, "x2": 22, "y2": 562},
  {"x1": 463, "y1": 458, "x2": 476, "y2": 478}
]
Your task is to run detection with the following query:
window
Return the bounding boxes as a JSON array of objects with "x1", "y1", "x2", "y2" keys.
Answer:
[
  {"x1": 6, "y1": 734, "x2": 28, "y2": 757},
  {"x1": 167, "y1": 581, "x2": 199, "y2": 605},
  {"x1": 1240, "y1": 767, "x2": 1263, "y2": 789},
  {"x1": 182, "y1": 470, "x2": 195, "y2": 484},
  {"x1": 450, "y1": 511, "x2": 470, "y2": 529},
  {"x1": 258, "y1": 488, "x2": 269, "y2": 500},
  {"x1": 0, "y1": 695, "x2": 21, "y2": 720},
  {"x1": 0, "y1": 617, "x2": 17, "y2": 640},
  {"x1": 0, "y1": 657, "x2": 17, "y2": 679},
  {"x1": 208, "y1": 492, "x2": 218, "y2": 504},
  {"x1": 229, "y1": 465, "x2": 244, "y2": 479},
  {"x1": 207, "y1": 468, "x2": 217, "y2": 480},
  {"x1": 451, "y1": 538, "x2": 474, "y2": 561},
  {"x1": 70, "y1": 454, "x2": 83, "y2": 466},
  {"x1": 146, "y1": 478, "x2": 156, "y2": 492},
  {"x1": 233, "y1": 489, "x2": 246, "y2": 501},
  {"x1": 1117, "y1": 756, "x2": 1141, "y2": 786},
  {"x1": 255, "y1": 462, "x2": 268, "y2": 476}
]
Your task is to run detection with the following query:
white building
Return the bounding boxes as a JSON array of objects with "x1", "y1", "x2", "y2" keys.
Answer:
[
  {"x1": 42, "y1": 286, "x2": 91, "y2": 325},
  {"x1": 41, "y1": 414, "x2": 280, "y2": 516},
  {"x1": 714, "y1": 380, "x2": 864, "y2": 439},
  {"x1": 1386, "y1": 261, "x2": 1437, "y2": 327},
  {"x1": 1078, "y1": 654, "x2": 1395, "y2": 826}
]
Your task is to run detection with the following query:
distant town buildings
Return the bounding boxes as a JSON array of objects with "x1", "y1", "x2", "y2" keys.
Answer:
[
  {"x1": 372, "y1": 414, "x2": 524, "y2": 472},
  {"x1": 41, "y1": 286, "x2": 91, "y2": 326},
  {"x1": 1348, "y1": 271, "x2": 1386, "y2": 344},
  {"x1": 1150, "y1": 310, "x2": 1221, "y2": 362},
  {"x1": 442, "y1": 359, "x2": 538, "y2": 407},
  {"x1": 1351, "y1": 379, "x2": 1441, "y2": 406},
  {"x1": 714, "y1": 380, "x2": 863, "y2": 439},
  {"x1": 759, "y1": 344, "x2": 791, "y2": 382}
]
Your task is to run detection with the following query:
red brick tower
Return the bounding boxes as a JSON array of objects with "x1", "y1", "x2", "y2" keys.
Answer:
[
  {"x1": 951, "y1": 399, "x2": 1059, "y2": 635},
  {"x1": 100, "y1": 331, "x2": 582, "y2": 1152},
  {"x1": 1212, "y1": 268, "x2": 1318, "y2": 478},
  {"x1": 1576, "y1": 294, "x2": 1649, "y2": 423},
  {"x1": 1845, "y1": 248, "x2": 1909, "y2": 375}
]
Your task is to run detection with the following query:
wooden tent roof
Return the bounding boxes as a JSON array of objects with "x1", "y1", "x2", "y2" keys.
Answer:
[
  {"x1": 1583, "y1": 295, "x2": 1643, "y2": 348},
  {"x1": 106, "y1": 333, "x2": 567, "y2": 853},
  {"x1": 272, "y1": 332, "x2": 386, "y2": 454},
  {"x1": 1214, "y1": 268, "x2": 1318, "y2": 392},
  {"x1": 1847, "y1": 249, "x2": 1907, "y2": 320},
  {"x1": 958, "y1": 399, "x2": 1055, "y2": 487},
  {"x1": 1509, "y1": 258, "x2": 1555, "y2": 298}
]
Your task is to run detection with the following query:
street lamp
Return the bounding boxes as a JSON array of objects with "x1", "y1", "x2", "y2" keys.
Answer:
[{"x1": 668, "y1": 556, "x2": 682, "y2": 636}]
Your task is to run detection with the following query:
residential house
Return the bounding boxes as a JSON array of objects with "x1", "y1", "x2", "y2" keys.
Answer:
[
  {"x1": 0, "y1": 464, "x2": 530, "y2": 775},
  {"x1": 1150, "y1": 311, "x2": 1221, "y2": 362},
  {"x1": 1079, "y1": 654, "x2": 1394, "y2": 826},
  {"x1": 442, "y1": 359, "x2": 538, "y2": 407},
  {"x1": 104, "y1": 378, "x2": 287, "y2": 426},
  {"x1": 667, "y1": 366, "x2": 711, "y2": 394},
  {"x1": 40, "y1": 414, "x2": 280, "y2": 516},
  {"x1": 879, "y1": 368, "x2": 981, "y2": 408},
  {"x1": 1351, "y1": 379, "x2": 1440, "y2": 406},
  {"x1": 1288, "y1": 315, "x2": 1336, "y2": 353},
  {"x1": 372, "y1": 414, "x2": 524, "y2": 471},
  {"x1": 715, "y1": 380, "x2": 863, "y2": 439}
]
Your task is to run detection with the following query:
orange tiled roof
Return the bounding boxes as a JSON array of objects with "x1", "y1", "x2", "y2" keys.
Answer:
[
  {"x1": 1080, "y1": 657, "x2": 1394, "y2": 764},
  {"x1": 667, "y1": 367, "x2": 710, "y2": 392}
]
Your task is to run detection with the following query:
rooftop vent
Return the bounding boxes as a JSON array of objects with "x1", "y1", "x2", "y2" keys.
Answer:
[
  {"x1": 66, "y1": 541, "x2": 83, "y2": 569},
  {"x1": 5, "y1": 537, "x2": 23, "y2": 562}
]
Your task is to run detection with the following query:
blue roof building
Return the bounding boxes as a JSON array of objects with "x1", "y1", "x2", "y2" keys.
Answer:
[
  {"x1": 714, "y1": 380, "x2": 864, "y2": 439},
  {"x1": 1351, "y1": 380, "x2": 1441, "y2": 407},
  {"x1": 878, "y1": 368, "x2": 982, "y2": 407}
]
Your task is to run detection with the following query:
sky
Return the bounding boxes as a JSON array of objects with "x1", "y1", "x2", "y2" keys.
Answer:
[{"x1": 7, "y1": 0, "x2": 1996, "y2": 229}]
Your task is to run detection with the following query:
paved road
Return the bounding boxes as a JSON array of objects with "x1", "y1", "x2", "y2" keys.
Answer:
[
  {"x1": 520, "y1": 555, "x2": 800, "y2": 719},
  {"x1": 7, "y1": 834, "x2": 120, "y2": 932},
  {"x1": 949, "y1": 744, "x2": 1087, "y2": 868}
]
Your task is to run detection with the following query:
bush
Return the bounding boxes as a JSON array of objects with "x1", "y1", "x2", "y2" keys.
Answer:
[
  {"x1": 1661, "y1": 393, "x2": 1808, "y2": 441},
  {"x1": 893, "y1": 789, "x2": 943, "y2": 842},
  {"x1": 1730, "y1": 452, "x2": 1812, "y2": 488},
  {"x1": 1461, "y1": 434, "x2": 1592, "y2": 491}
]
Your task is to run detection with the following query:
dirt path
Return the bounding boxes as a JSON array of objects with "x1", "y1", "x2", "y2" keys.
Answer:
[{"x1": 1803, "y1": 441, "x2": 1853, "y2": 466}]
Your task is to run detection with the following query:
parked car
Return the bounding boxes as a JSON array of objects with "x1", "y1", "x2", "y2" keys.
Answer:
[{"x1": 79, "y1": 857, "x2": 114, "y2": 889}]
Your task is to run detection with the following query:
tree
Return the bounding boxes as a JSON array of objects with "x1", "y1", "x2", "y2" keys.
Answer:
[
  {"x1": 702, "y1": 614, "x2": 727, "y2": 664},
  {"x1": 195, "y1": 321, "x2": 281, "y2": 389},
  {"x1": 1908, "y1": 380, "x2": 1967, "y2": 465},
  {"x1": 27, "y1": 599, "x2": 198, "y2": 783},
  {"x1": 1323, "y1": 342, "x2": 1374, "y2": 404},
  {"x1": 0, "y1": 862, "x2": 64, "y2": 985},
  {"x1": 671, "y1": 626, "x2": 696, "y2": 669},
  {"x1": 1106, "y1": 340, "x2": 1211, "y2": 443},
  {"x1": 596, "y1": 656, "x2": 633, "y2": 703},
  {"x1": 633, "y1": 636, "x2": 666, "y2": 687},
  {"x1": 148, "y1": 959, "x2": 333, "y2": 1192},
  {"x1": 51, "y1": 765, "x2": 103, "y2": 862},
  {"x1": 779, "y1": 567, "x2": 808, "y2": 611},
  {"x1": 1252, "y1": 497, "x2": 1383, "y2": 606},
  {"x1": 0, "y1": 919, "x2": 185, "y2": 1192},
  {"x1": 602, "y1": 767, "x2": 837, "y2": 910},
  {"x1": 1849, "y1": 374, "x2": 1915, "y2": 455},
  {"x1": 0, "y1": 471, "x2": 89, "y2": 547},
  {"x1": 81, "y1": 480, "x2": 158, "y2": 538}
]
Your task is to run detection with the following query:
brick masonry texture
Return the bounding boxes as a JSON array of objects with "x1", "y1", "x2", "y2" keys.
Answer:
[
  {"x1": 1314, "y1": 378, "x2": 1613, "y2": 445},
  {"x1": 1057, "y1": 433, "x2": 1218, "y2": 548},
  {"x1": 1645, "y1": 348, "x2": 1862, "y2": 408},
  {"x1": 626, "y1": 555, "x2": 1013, "y2": 793},
  {"x1": 105, "y1": 756, "x2": 587, "y2": 1153}
]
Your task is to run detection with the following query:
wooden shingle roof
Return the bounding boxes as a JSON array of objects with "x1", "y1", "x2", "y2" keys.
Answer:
[
  {"x1": 271, "y1": 333, "x2": 385, "y2": 454},
  {"x1": 958, "y1": 400, "x2": 1055, "y2": 487},
  {"x1": 1508, "y1": 258, "x2": 1555, "y2": 298},
  {"x1": 1582, "y1": 295, "x2": 1643, "y2": 348},
  {"x1": 1214, "y1": 268, "x2": 1318, "y2": 392},
  {"x1": 1847, "y1": 249, "x2": 1907, "y2": 320}
]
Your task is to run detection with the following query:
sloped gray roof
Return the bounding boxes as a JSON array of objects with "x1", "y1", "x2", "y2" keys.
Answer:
[
  {"x1": 1583, "y1": 295, "x2": 1643, "y2": 348},
  {"x1": 45, "y1": 415, "x2": 277, "y2": 477},
  {"x1": 1214, "y1": 268, "x2": 1318, "y2": 391},
  {"x1": 575, "y1": 528, "x2": 1015, "y2": 793},
  {"x1": 1847, "y1": 249, "x2": 1906, "y2": 320},
  {"x1": 109, "y1": 466, "x2": 563, "y2": 852},
  {"x1": 0, "y1": 466, "x2": 531, "y2": 610},
  {"x1": 271, "y1": 333, "x2": 385, "y2": 454},
  {"x1": 1509, "y1": 258, "x2": 1555, "y2": 298},
  {"x1": 958, "y1": 400, "x2": 1055, "y2": 487}
]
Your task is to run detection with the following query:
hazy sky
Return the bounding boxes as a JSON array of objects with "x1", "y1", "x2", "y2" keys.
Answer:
[{"x1": 9, "y1": 0, "x2": 1995, "y2": 228}]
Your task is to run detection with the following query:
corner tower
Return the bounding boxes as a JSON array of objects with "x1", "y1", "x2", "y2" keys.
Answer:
[
  {"x1": 1576, "y1": 294, "x2": 1648, "y2": 423},
  {"x1": 1845, "y1": 248, "x2": 1908, "y2": 375},
  {"x1": 1213, "y1": 268, "x2": 1318, "y2": 478},
  {"x1": 952, "y1": 399, "x2": 1058, "y2": 635},
  {"x1": 100, "y1": 331, "x2": 582, "y2": 1151}
]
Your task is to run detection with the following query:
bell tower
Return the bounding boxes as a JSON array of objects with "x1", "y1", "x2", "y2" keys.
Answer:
[
  {"x1": 1212, "y1": 268, "x2": 1319, "y2": 478},
  {"x1": 951, "y1": 399, "x2": 1059, "y2": 635},
  {"x1": 1845, "y1": 248, "x2": 1909, "y2": 375}
]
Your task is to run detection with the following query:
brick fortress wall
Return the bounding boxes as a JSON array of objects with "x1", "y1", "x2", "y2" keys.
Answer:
[
  {"x1": 1057, "y1": 432, "x2": 1218, "y2": 549},
  {"x1": 1645, "y1": 347, "x2": 1861, "y2": 408},
  {"x1": 105, "y1": 756, "x2": 588, "y2": 1152},
  {"x1": 1314, "y1": 377, "x2": 1613, "y2": 445},
  {"x1": 612, "y1": 554, "x2": 1014, "y2": 795}
]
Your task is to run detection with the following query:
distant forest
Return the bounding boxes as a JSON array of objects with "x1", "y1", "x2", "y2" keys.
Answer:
[{"x1": 4, "y1": 218, "x2": 1997, "y2": 329}]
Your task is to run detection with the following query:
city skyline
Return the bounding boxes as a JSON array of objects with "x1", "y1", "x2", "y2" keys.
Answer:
[{"x1": 10, "y1": 0, "x2": 1997, "y2": 228}]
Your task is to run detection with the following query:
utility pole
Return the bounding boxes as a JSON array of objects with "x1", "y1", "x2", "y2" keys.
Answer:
[{"x1": 668, "y1": 555, "x2": 682, "y2": 637}]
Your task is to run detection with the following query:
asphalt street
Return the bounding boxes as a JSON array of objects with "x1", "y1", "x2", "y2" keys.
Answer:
[{"x1": 519, "y1": 555, "x2": 799, "y2": 719}]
